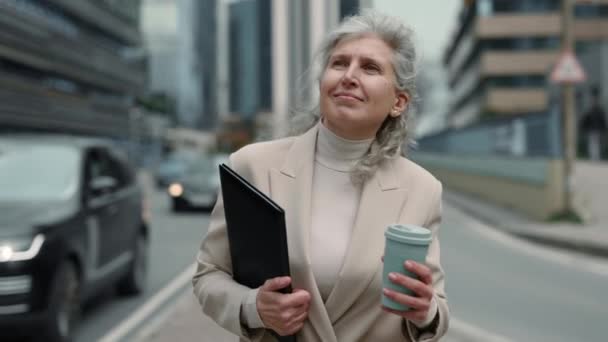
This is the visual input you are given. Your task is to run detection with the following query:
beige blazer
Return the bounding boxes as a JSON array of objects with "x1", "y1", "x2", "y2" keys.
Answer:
[{"x1": 192, "y1": 125, "x2": 449, "y2": 342}]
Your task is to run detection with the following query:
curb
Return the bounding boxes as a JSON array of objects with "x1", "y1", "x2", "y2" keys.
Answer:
[
  {"x1": 511, "y1": 231, "x2": 608, "y2": 259},
  {"x1": 443, "y1": 193, "x2": 608, "y2": 260}
]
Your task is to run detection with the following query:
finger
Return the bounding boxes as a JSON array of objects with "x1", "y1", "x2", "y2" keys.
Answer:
[
  {"x1": 283, "y1": 289, "x2": 311, "y2": 307},
  {"x1": 284, "y1": 321, "x2": 305, "y2": 335},
  {"x1": 278, "y1": 291, "x2": 310, "y2": 312},
  {"x1": 382, "y1": 288, "x2": 429, "y2": 311},
  {"x1": 289, "y1": 307, "x2": 309, "y2": 324},
  {"x1": 291, "y1": 301, "x2": 310, "y2": 317},
  {"x1": 389, "y1": 272, "x2": 433, "y2": 299},
  {"x1": 262, "y1": 276, "x2": 292, "y2": 292},
  {"x1": 279, "y1": 307, "x2": 299, "y2": 323},
  {"x1": 405, "y1": 260, "x2": 433, "y2": 285},
  {"x1": 292, "y1": 288, "x2": 311, "y2": 299}
]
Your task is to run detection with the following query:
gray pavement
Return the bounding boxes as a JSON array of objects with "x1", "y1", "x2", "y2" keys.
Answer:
[{"x1": 137, "y1": 291, "x2": 238, "y2": 342}]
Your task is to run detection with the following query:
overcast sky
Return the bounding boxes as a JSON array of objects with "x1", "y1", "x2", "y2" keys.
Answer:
[{"x1": 373, "y1": 0, "x2": 461, "y2": 63}]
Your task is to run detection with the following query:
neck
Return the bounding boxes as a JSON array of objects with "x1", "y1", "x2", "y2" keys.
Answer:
[
  {"x1": 315, "y1": 121, "x2": 373, "y2": 172},
  {"x1": 321, "y1": 117, "x2": 377, "y2": 140}
]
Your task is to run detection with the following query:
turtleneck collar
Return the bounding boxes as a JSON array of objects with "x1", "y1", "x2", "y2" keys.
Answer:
[{"x1": 315, "y1": 119, "x2": 374, "y2": 172}]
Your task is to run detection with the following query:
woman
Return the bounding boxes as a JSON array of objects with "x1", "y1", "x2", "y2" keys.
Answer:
[{"x1": 193, "y1": 11, "x2": 449, "y2": 342}]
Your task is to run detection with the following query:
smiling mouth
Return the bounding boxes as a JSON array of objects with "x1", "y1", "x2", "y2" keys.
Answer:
[{"x1": 333, "y1": 93, "x2": 363, "y2": 101}]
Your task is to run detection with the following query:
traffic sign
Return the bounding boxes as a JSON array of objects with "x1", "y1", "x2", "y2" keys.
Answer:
[{"x1": 550, "y1": 50, "x2": 587, "y2": 84}]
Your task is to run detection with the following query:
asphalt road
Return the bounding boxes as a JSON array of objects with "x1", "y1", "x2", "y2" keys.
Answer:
[
  {"x1": 73, "y1": 188, "x2": 209, "y2": 342},
  {"x1": 442, "y1": 203, "x2": 608, "y2": 342}
]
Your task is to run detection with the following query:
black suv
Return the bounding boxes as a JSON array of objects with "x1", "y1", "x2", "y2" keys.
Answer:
[{"x1": 0, "y1": 135, "x2": 149, "y2": 341}]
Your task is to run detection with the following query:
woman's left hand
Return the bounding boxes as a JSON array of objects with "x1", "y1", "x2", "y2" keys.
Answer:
[{"x1": 381, "y1": 260, "x2": 434, "y2": 323}]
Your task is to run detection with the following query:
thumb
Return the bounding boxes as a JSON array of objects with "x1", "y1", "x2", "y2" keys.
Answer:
[{"x1": 262, "y1": 276, "x2": 291, "y2": 292}]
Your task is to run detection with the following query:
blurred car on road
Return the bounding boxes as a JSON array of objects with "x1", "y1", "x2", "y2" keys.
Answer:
[
  {"x1": 167, "y1": 154, "x2": 228, "y2": 212},
  {"x1": 153, "y1": 154, "x2": 191, "y2": 188},
  {"x1": 0, "y1": 135, "x2": 149, "y2": 342}
]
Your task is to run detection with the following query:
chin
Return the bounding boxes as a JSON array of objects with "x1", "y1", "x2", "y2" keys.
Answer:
[{"x1": 331, "y1": 106, "x2": 364, "y2": 119}]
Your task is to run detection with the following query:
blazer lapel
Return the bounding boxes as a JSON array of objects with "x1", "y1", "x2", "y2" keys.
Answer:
[
  {"x1": 324, "y1": 159, "x2": 409, "y2": 323},
  {"x1": 269, "y1": 124, "x2": 337, "y2": 342}
]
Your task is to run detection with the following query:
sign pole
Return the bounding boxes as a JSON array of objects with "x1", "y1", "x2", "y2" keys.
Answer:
[{"x1": 562, "y1": 0, "x2": 575, "y2": 214}]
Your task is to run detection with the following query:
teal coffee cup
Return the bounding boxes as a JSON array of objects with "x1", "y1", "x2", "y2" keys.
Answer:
[{"x1": 382, "y1": 224, "x2": 432, "y2": 311}]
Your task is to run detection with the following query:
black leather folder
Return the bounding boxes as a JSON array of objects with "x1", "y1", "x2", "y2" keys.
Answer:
[{"x1": 219, "y1": 164, "x2": 295, "y2": 342}]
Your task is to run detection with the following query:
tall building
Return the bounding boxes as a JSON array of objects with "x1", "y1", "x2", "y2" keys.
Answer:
[
  {"x1": 444, "y1": 0, "x2": 608, "y2": 129},
  {"x1": 226, "y1": 0, "x2": 272, "y2": 120},
  {"x1": 141, "y1": 0, "x2": 179, "y2": 100},
  {"x1": 0, "y1": 0, "x2": 146, "y2": 138},
  {"x1": 341, "y1": 0, "x2": 373, "y2": 18},
  {"x1": 230, "y1": 0, "x2": 261, "y2": 118},
  {"x1": 175, "y1": 0, "x2": 220, "y2": 131},
  {"x1": 177, "y1": 0, "x2": 202, "y2": 128},
  {"x1": 257, "y1": 0, "x2": 273, "y2": 113},
  {"x1": 216, "y1": 0, "x2": 231, "y2": 118},
  {"x1": 199, "y1": 0, "x2": 218, "y2": 130}
]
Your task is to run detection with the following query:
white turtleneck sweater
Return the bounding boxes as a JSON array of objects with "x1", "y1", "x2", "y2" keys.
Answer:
[
  {"x1": 241, "y1": 121, "x2": 437, "y2": 330},
  {"x1": 310, "y1": 121, "x2": 373, "y2": 301}
]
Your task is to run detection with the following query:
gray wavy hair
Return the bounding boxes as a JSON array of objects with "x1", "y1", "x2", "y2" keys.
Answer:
[{"x1": 288, "y1": 10, "x2": 418, "y2": 184}]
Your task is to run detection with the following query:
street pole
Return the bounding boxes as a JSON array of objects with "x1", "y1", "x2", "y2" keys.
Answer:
[{"x1": 561, "y1": 0, "x2": 576, "y2": 213}]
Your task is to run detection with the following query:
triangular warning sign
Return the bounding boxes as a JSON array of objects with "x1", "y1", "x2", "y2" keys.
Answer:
[{"x1": 550, "y1": 51, "x2": 586, "y2": 84}]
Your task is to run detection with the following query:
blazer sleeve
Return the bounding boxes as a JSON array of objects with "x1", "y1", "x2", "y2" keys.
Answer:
[
  {"x1": 404, "y1": 180, "x2": 450, "y2": 342},
  {"x1": 191, "y1": 155, "x2": 266, "y2": 342}
]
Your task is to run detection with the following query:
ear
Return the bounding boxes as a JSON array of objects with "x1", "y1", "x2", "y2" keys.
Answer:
[{"x1": 390, "y1": 90, "x2": 410, "y2": 118}]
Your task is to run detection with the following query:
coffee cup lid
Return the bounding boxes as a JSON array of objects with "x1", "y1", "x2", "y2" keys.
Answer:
[{"x1": 385, "y1": 224, "x2": 431, "y2": 245}]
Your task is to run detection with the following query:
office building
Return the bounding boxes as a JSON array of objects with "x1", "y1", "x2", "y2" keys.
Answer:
[
  {"x1": 444, "y1": 0, "x2": 608, "y2": 128},
  {"x1": 141, "y1": 0, "x2": 179, "y2": 100},
  {"x1": 229, "y1": 0, "x2": 261, "y2": 118},
  {"x1": 199, "y1": 0, "x2": 219, "y2": 130},
  {"x1": 0, "y1": 0, "x2": 146, "y2": 138}
]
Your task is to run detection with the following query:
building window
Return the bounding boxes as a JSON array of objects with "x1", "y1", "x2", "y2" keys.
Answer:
[
  {"x1": 484, "y1": 37, "x2": 560, "y2": 50},
  {"x1": 574, "y1": 4, "x2": 608, "y2": 18},
  {"x1": 486, "y1": 75, "x2": 546, "y2": 88},
  {"x1": 477, "y1": 0, "x2": 493, "y2": 17},
  {"x1": 493, "y1": 0, "x2": 559, "y2": 13}
]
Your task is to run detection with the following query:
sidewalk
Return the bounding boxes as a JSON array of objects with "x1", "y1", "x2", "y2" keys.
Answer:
[
  {"x1": 444, "y1": 160, "x2": 608, "y2": 259},
  {"x1": 137, "y1": 291, "x2": 238, "y2": 342}
]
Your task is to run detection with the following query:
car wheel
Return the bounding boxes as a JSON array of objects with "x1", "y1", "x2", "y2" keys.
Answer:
[
  {"x1": 43, "y1": 260, "x2": 80, "y2": 342},
  {"x1": 172, "y1": 198, "x2": 186, "y2": 212},
  {"x1": 116, "y1": 233, "x2": 148, "y2": 295}
]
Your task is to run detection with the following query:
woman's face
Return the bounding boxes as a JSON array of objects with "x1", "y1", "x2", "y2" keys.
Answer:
[{"x1": 319, "y1": 34, "x2": 409, "y2": 140}]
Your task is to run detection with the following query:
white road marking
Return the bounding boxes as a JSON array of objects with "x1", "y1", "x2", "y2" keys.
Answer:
[
  {"x1": 448, "y1": 204, "x2": 608, "y2": 278},
  {"x1": 98, "y1": 263, "x2": 196, "y2": 342},
  {"x1": 130, "y1": 291, "x2": 191, "y2": 342}
]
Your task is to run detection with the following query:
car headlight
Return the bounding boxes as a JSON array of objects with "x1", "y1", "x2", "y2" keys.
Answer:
[
  {"x1": 168, "y1": 183, "x2": 184, "y2": 197},
  {"x1": 0, "y1": 234, "x2": 45, "y2": 262}
]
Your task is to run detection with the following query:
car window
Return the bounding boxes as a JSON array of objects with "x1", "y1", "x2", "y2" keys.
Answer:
[
  {"x1": 88, "y1": 150, "x2": 112, "y2": 181},
  {"x1": 86, "y1": 149, "x2": 123, "y2": 196},
  {"x1": 0, "y1": 145, "x2": 80, "y2": 201},
  {"x1": 106, "y1": 151, "x2": 135, "y2": 189}
]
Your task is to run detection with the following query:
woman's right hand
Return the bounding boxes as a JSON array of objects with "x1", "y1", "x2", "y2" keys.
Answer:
[{"x1": 256, "y1": 276, "x2": 311, "y2": 336}]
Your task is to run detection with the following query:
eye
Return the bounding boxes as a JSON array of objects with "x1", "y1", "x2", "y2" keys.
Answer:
[
  {"x1": 363, "y1": 63, "x2": 381, "y2": 73},
  {"x1": 331, "y1": 59, "x2": 348, "y2": 68}
]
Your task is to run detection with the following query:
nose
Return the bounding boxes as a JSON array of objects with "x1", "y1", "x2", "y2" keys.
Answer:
[{"x1": 340, "y1": 64, "x2": 359, "y2": 87}]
